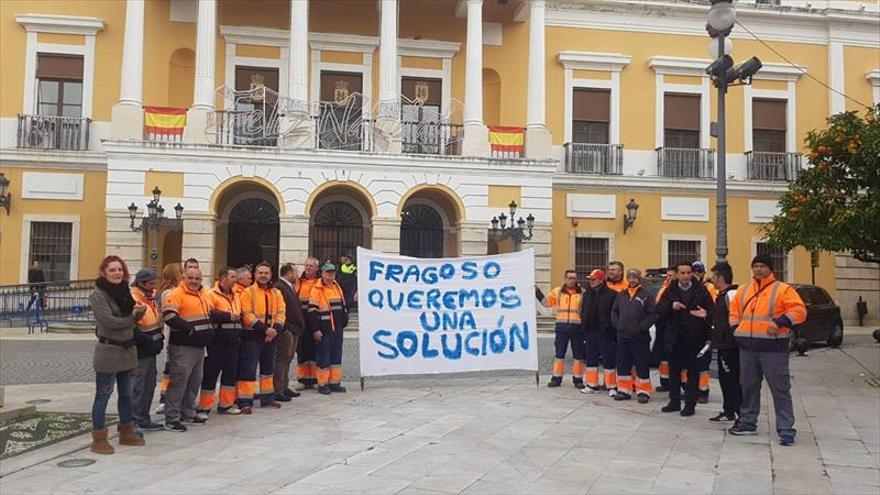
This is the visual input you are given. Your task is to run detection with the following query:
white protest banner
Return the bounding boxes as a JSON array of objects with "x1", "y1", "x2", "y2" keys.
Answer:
[{"x1": 357, "y1": 247, "x2": 538, "y2": 377}]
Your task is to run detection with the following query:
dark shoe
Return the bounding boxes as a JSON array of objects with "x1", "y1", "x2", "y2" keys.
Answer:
[
  {"x1": 655, "y1": 385, "x2": 670, "y2": 392},
  {"x1": 318, "y1": 385, "x2": 332, "y2": 395},
  {"x1": 574, "y1": 381, "x2": 586, "y2": 390},
  {"x1": 680, "y1": 403, "x2": 696, "y2": 417},
  {"x1": 547, "y1": 377, "x2": 562, "y2": 388},
  {"x1": 182, "y1": 415, "x2": 207, "y2": 425},
  {"x1": 136, "y1": 420, "x2": 164, "y2": 432},
  {"x1": 90, "y1": 429, "x2": 115, "y2": 454},
  {"x1": 297, "y1": 382, "x2": 316, "y2": 391},
  {"x1": 661, "y1": 401, "x2": 681, "y2": 413},
  {"x1": 262, "y1": 401, "x2": 282, "y2": 409},
  {"x1": 728, "y1": 422, "x2": 758, "y2": 436},
  {"x1": 779, "y1": 433, "x2": 795, "y2": 446},
  {"x1": 614, "y1": 392, "x2": 631, "y2": 401},
  {"x1": 283, "y1": 388, "x2": 301, "y2": 398},
  {"x1": 239, "y1": 406, "x2": 253, "y2": 415},
  {"x1": 709, "y1": 412, "x2": 738, "y2": 422},
  {"x1": 274, "y1": 394, "x2": 292, "y2": 402},
  {"x1": 329, "y1": 384, "x2": 347, "y2": 393},
  {"x1": 118, "y1": 422, "x2": 145, "y2": 446},
  {"x1": 697, "y1": 396, "x2": 709, "y2": 404},
  {"x1": 637, "y1": 393, "x2": 650, "y2": 404},
  {"x1": 164, "y1": 421, "x2": 187, "y2": 432}
]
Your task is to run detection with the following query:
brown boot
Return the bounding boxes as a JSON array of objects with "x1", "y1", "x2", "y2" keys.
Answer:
[
  {"x1": 117, "y1": 422, "x2": 145, "y2": 446},
  {"x1": 91, "y1": 429, "x2": 115, "y2": 454}
]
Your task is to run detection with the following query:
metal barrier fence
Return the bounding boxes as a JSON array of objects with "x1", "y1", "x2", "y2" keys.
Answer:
[{"x1": 0, "y1": 279, "x2": 96, "y2": 330}]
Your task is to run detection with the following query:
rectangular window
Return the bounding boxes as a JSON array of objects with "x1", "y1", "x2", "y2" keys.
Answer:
[
  {"x1": 667, "y1": 240, "x2": 701, "y2": 269},
  {"x1": 756, "y1": 242, "x2": 788, "y2": 282},
  {"x1": 752, "y1": 98, "x2": 786, "y2": 152},
  {"x1": 664, "y1": 93, "x2": 700, "y2": 149},
  {"x1": 36, "y1": 53, "x2": 84, "y2": 117},
  {"x1": 572, "y1": 88, "x2": 610, "y2": 144},
  {"x1": 318, "y1": 71, "x2": 365, "y2": 150},
  {"x1": 29, "y1": 222, "x2": 73, "y2": 282},
  {"x1": 575, "y1": 237, "x2": 609, "y2": 282}
]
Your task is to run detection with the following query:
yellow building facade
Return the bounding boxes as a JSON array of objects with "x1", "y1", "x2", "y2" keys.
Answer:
[{"x1": 0, "y1": 0, "x2": 877, "y2": 324}]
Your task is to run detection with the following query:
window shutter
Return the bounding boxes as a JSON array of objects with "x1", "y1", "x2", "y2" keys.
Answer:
[
  {"x1": 573, "y1": 89, "x2": 610, "y2": 122},
  {"x1": 752, "y1": 99, "x2": 786, "y2": 131},
  {"x1": 36, "y1": 54, "x2": 83, "y2": 80},
  {"x1": 664, "y1": 93, "x2": 700, "y2": 131}
]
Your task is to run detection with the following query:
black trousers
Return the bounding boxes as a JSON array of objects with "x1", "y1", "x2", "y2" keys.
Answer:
[
  {"x1": 717, "y1": 348, "x2": 742, "y2": 416},
  {"x1": 668, "y1": 337, "x2": 700, "y2": 405}
]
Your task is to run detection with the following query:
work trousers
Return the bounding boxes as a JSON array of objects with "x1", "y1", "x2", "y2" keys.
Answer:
[
  {"x1": 698, "y1": 351, "x2": 712, "y2": 399},
  {"x1": 584, "y1": 332, "x2": 617, "y2": 388},
  {"x1": 718, "y1": 348, "x2": 742, "y2": 417},
  {"x1": 131, "y1": 355, "x2": 157, "y2": 425},
  {"x1": 274, "y1": 331, "x2": 299, "y2": 395},
  {"x1": 668, "y1": 338, "x2": 700, "y2": 405},
  {"x1": 199, "y1": 340, "x2": 240, "y2": 411},
  {"x1": 552, "y1": 330, "x2": 585, "y2": 384},
  {"x1": 616, "y1": 340, "x2": 652, "y2": 397},
  {"x1": 739, "y1": 348, "x2": 796, "y2": 438},
  {"x1": 237, "y1": 338, "x2": 277, "y2": 407},
  {"x1": 315, "y1": 329, "x2": 345, "y2": 386},
  {"x1": 92, "y1": 371, "x2": 133, "y2": 430},
  {"x1": 164, "y1": 344, "x2": 205, "y2": 423},
  {"x1": 296, "y1": 332, "x2": 317, "y2": 386}
]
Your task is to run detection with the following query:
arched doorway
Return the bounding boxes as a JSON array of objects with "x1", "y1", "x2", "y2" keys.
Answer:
[
  {"x1": 310, "y1": 200, "x2": 364, "y2": 263},
  {"x1": 227, "y1": 197, "x2": 280, "y2": 269},
  {"x1": 400, "y1": 203, "x2": 444, "y2": 258}
]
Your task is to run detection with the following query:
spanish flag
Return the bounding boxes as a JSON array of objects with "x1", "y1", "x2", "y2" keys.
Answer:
[
  {"x1": 488, "y1": 125, "x2": 525, "y2": 154},
  {"x1": 144, "y1": 106, "x2": 187, "y2": 136}
]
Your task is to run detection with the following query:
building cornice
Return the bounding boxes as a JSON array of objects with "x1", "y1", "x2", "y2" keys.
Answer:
[
  {"x1": 553, "y1": 172, "x2": 790, "y2": 195},
  {"x1": 867, "y1": 69, "x2": 880, "y2": 84},
  {"x1": 15, "y1": 13, "x2": 104, "y2": 36},
  {"x1": 546, "y1": 1, "x2": 880, "y2": 47},
  {"x1": 753, "y1": 62, "x2": 807, "y2": 82},
  {"x1": 649, "y1": 56, "x2": 712, "y2": 77},
  {"x1": 558, "y1": 51, "x2": 631, "y2": 72},
  {"x1": 0, "y1": 148, "x2": 107, "y2": 170},
  {"x1": 398, "y1": 39, "x2": 461, "y2": 59}
]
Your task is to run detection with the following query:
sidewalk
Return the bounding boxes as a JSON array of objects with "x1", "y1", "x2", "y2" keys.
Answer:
[{"x1": 1, "y1": 337, "x2": 878, "y2": 494}]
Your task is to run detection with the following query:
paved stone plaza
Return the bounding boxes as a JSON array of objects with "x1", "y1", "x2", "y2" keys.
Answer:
[{"x1": 0, "y1": 332, "x2": 878, "y2": 494}]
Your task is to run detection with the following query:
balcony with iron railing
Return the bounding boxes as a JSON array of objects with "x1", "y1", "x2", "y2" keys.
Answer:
[
  {"x1": 563, "y1": 143, "x2": 624, "y2": 175},
  {"x1": 401, "y1": 121, "x2": 463, "y2": 156},
  {"x1": 745, "y1": 151, "x2": 802, "y2": 181},
  {"x1": 16, "y1": 114, "x2": 91, "y2": 151},
  {"x1": 655, "y1": 147, "x2": 715, "y2": 178}
]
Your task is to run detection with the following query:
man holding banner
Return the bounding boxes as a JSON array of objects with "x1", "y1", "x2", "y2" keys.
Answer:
[{"x1": 538, "y1": 270, "x2": 585, "y2": 389}]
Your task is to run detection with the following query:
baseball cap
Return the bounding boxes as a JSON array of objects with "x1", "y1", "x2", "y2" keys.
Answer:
[
  {"x1": 587, "y1": 269, "x2": 606, "y2": 280},
  {"x1": 132, "y1": 268, "x2": 156, "y2": 286},
  {"x1": 321, "y1": 263, "x2": 337, "y2": 272},
  {"x1": 692, "y1": 261, "x2": 706, "y2": 272}
]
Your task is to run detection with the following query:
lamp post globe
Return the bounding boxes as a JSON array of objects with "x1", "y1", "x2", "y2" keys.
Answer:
[
  {"x1": 708, "y1": 0, "x2": 735, "y2": 31},
  {"x1": 708, "y1": 37, "x2": 733, "y2": 58}
]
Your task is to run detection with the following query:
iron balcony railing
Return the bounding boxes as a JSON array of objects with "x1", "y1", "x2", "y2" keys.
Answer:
[
  {"x1": 401, "y1": 121, "x2": 463, "y2": 156},
  {"x1": 564, "y1": 143, "x2": 624, "y2": 175},
  {"x1": 315, "y1": 117, "x2": 375, "y2": 152},
  {"x1": 656, "y1": 147, "x2": 715, "y2": 178},
  {"x1": 0, "y1": 279, "x2": 96, "y2": 329},
  {"x1": 17, "y1": 114, "x2": 91, "y2": 151},
  {"x1": 214, "y1": 110, "x2": 278, "y2": 146},
  {"x1": 746, "y1": 151, "x2": 802, "y2": 181}
]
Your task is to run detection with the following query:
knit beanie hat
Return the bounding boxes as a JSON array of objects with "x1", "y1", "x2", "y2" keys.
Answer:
[{"x1": 751, "y1": 253, "x2": 774, "y2": 271}]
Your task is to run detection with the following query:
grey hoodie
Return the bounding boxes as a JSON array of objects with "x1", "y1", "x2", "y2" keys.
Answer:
[{"x1": 611, "y1": 286, "x2": 657, "y2": 342}]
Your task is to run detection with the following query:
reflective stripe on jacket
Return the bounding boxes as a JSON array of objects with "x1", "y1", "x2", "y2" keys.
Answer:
[
  {"x1": 298, "y1": 276, "x2": 319, "y2": 329},
  {"x1": 209, "y1": 283, "x2": 242, "y2": 332},
  {"x1": 162, "y1": 283, "x2": 215, "y2": 347},
  {"x1": 308, "y1": 279, "x2": 348, "y2": 333},
  {"x1": 729, "y1": 274, "x2": 806, "y2": 341},
  {"x1": 241, "y1": 283, "x2": 286, "y2": 331},
  {"x1": 548, "y1": 285, "x2": 583, "y2": 331},
  {"x1": 132, "y1": 287, "x2": 162, "y2": 333}
]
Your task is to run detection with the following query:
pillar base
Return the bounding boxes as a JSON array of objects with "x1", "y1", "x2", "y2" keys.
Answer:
[
  {"x1": 525, "y1": 126, "x2": 552, "y2": 160},
  {"x1": 462, "y1": 123, "x2": 490, "y2": 157},
  {"x1": 183, "y1": 107, "x2": 213, "y2": 144},
  {"x1": 374, "y1": 119, "x2": 402, "y2": 154},
  {"x1": 110, "y1": 103, "x2": 145, "y2": 141},
  {"x1": 279, "y1": 113, "x2": 316, "y2": 150},
  {"x1": 372, "y1": 217, "x2": 402, "y2": 253}
]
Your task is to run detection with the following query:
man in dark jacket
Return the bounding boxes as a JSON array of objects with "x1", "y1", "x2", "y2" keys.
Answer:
[
  {"x1": 579, "y1": 269, "x2": 618, "y2": 395},
  {"x1": 274, "y1": 263, "x2": 306, "y2": 401},
  {"x1": 611, "y1": 269, "x2": 657, "y2": 403},
  {"x1": 657, "y1": 262, "x2": 715, "y2": 417},
  {"x1": 709, "y1": 262, "x2": 741, "y2": 422}
]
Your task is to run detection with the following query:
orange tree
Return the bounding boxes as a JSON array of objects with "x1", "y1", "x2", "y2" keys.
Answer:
[{"x1": 763, "y1": 105, "x2": 880, "y2": 264}]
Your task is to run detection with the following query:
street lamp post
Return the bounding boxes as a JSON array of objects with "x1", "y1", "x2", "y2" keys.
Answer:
[
  {"x1": 490, "y1": 201, "x2": 535, "y2": 248},
  {"x1": 706, "y1": 0, "x2": 761, "y2": 263},
  {"x1": 128, "y1": 187, "x2": 184, "y2": 270}
]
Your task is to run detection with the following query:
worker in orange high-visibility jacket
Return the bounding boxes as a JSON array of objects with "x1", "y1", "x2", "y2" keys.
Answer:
[
  {"x1": 308, "y1": 263, "x2": 349, "y2": 395},
  {"x1": 611, "y1": 269, "x2": 657, "y2": 404},
  {"x1": 692, "y1": 262, "x2": 715, "y2": 404},
  {"x1": 727, "y1": 254, "x2": 806, "y2": 446},
  {"x1": 162, "y1": 267, "x2": 215, "y2": 432},
  {"x1": 296, "y1": 257, "x2": 320, "y2": 389},
  {"x1": 537, "y1": 269, "x2": 585, "y2": 388},
  {"x1": 605, "y1": 261, "x2": 628, "y2": 293},
  {"x1": 198, "y1": 266, "x2": 243, "y2": 417},
  {"x1": 130, "y1": 269, "x2": 165, "y2": 432},
  {"x1": 237, "y1": 261, "x2": 286, "y2": 413}
]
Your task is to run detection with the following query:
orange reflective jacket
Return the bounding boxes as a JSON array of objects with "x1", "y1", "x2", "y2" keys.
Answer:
[
  {"x1": 729, "y1": 274, "x2": 806, "y2": 340},
  {"x1": 131, "y1": 287, "x2": 162, "y2": 333},
  {"x1": 162, "y1": 283, "x2": 215, "y2": 347},
  {"x1": 547, "y1": 285, "x2": 583, "y2": 329},
  {"x1": 308, "y1": 279, "x2": 347, "y2": 333},
  {"x1": 606, "y1": 279, "x2": 628, "y2": 293},
  {"x1": 240, "y1": 283, "x2": 286, "y2": 332},
  {"x1": 208, "y1": 283, "x2": 242, "y2": 332}
]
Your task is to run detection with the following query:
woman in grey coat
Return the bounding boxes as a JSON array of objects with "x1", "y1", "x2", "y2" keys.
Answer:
[{"x1": 89, "y1": 255, "x2": 148, "y2": 454}]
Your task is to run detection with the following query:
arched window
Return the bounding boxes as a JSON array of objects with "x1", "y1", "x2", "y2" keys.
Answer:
[
  {"x1": 400, "y1": 203, "x2": 444, "y2": 258},
  {"x1": 227, "y1": 198, "x2": 279, "y2": 269},
  {"x1": 310, "y1": 201, "x2": 365, "y2": 263}
]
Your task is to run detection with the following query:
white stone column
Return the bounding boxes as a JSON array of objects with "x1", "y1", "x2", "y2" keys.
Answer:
[
  {"x1": 375, "y1": 0, "x2": 402, "y2": 153},
  {"x1": 828, "y1": 41, "x2": 845, "y2": 115},
  {"x1": 461, "y1": 0, "x2": 490, "y2": 157},
  {"x1": 110, "y1": 0, "x2": 145, "y2": 140},
  {"x1": 372, "y1": 217, "x2": 402, "y2": 254},
  {"x1": 458, "y1": 220, "x2": 488, "y2": 256},
  {"x1": 281, "y1": 0, "x2": 314, "y2": 149},
  {"x1": 184, "y1": 0, "x2": 217, "y2": 144},
  {"x1": 279, "y1": 214, "x2": 311, "y2": 265},
  {"x1": 181, "y1": 212, "x2": 216, "y2": 284},
  {"x1": 524, "y1": 0, "x2": 551, "y2": 159}
]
